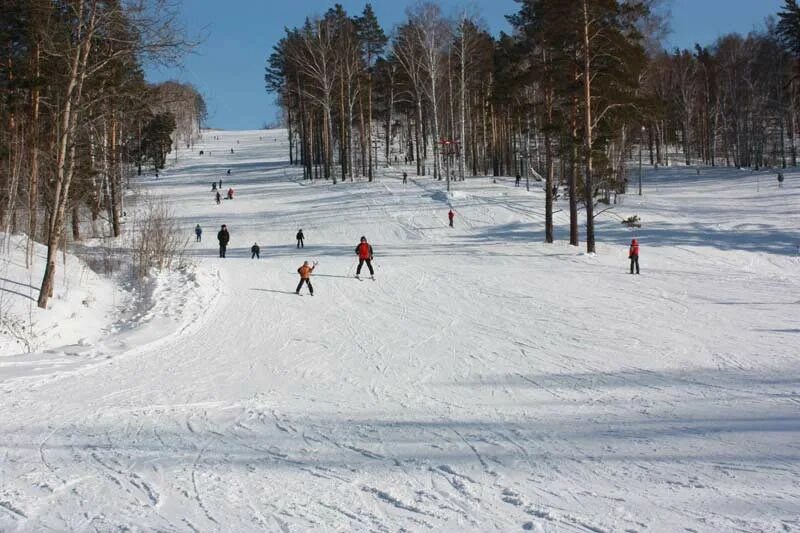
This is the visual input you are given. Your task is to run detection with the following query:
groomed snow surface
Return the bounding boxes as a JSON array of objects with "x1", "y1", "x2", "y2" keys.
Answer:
[{"x1": 1, "y1": 129, "x2": 799, "y2": 532}]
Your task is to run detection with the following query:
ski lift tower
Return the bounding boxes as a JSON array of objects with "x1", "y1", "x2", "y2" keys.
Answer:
[{"x1": 439, "y1": 138, "x2": 461, "y2": 192}]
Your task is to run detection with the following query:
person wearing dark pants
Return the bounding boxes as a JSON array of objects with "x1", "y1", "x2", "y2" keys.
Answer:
[
  {"x1": 629, "y1": 238, "x2": 640, "y2": 274},
  {"x1": 218, "y1": 224, "x2": 230, "y2": 258},
  {"x1": 402, "y1": 172, "x2": 407, "y2": 184},
  {"x1": 195, "y1": 224, "x2": 202, "y2": 242},
  {"x1": 251, "y1": 243, "x2": 260, "y2": 259},
  {"x1": 448, "y1": 209, "x2": 455, "y2": 227},
  {"x1": 355, "y1": 236, "x2": 374, "y2": 277},
  {"x1": 296, "y1": 229, "x2": 304, "y2": 248},
  {"x1": 296, "y1": 261, "x2": 315, "y2": 295}
]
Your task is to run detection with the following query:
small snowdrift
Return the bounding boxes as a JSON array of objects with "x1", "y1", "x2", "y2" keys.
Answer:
[
  {"x1": 0, "y1": 234, "x2": 122, "y2": 357},
  {"x1": 0, "y1": 233, "x2": 221, "y2": 387}
]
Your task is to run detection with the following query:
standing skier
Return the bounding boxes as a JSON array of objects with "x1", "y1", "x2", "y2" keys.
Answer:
[
  {"x1": 355, "y1": 236, "x2": 374, "y2": 278},
  {"x1": 402, "y1": 171, "x2": 407, "y2": 184},
  {"x1": 227, "y1": 187, "x2": 234, "y2": 200},
  {"x1": 629, "y1": 239, "x2": 640, "y2": 274},
  {"x1": 215, "y1": 191, "x2": 221, "y2": 205},
  {"x1": 448, "y1": 209, "x2": 455, "y2": 227},
  {"x1": 218, "y1": 224, "x2": 230, "y2": 258},
  {"x1": 296, "y1": 261, "x2": 316, "y2": 295},
  {"x1": 218, "y1": 178, "x2": 223, "y2": 189},
  {"x1": 195, "y1": 224, "x2": 202, "y2": 242},
  {"x1": 296, "y1": 229, "x2": 305, "y2": 248},
  {"x1": 251, "y1": 242, "x2": 260, "y2": 259}
]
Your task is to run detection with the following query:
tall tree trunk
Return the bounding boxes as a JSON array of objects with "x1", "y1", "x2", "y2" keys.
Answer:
[
  {"x1": 39, "y1": 1, "x2": 95, "y2": 309},
  {"x1": 415, "y1": 97, "x2": 423, "y2": 175},
  {"x1": 544, "y1": 75, "x2": 554, "y2": 243},
  {"x1": 27, "y1": 42, "x2": 41, "y2": 268},
  {"x1": 368, "y1": 73, "x2": 374, "y2": 180},
  {"x1": 71, "y1": 205, "x2": 80, "y2": 241},
  {"x1": 287, "y1": 103, "x2": 295, "y2": 165},
  {"x1": 110, "y1": 114, "x2": 121, "y2": 237},
  {"x1": 582, "y1": 0, "x2": 596, "y2": 254},
  {"x1": 430, "y1": 70, "x2": 442, "y2": 185},
  {"x1": 569, "y1": 83, "x2": 579, "y2": 246},
  {"x1": 385, "y1": 70, "x2": 395, "y2": 165},
  {"x1": 339, "y1": 77, "x2": 347, "y2": 180}
]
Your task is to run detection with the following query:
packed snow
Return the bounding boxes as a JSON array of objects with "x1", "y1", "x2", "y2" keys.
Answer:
[{"x1": 1, "y1": 129, "x2": 799, "y2": 532}]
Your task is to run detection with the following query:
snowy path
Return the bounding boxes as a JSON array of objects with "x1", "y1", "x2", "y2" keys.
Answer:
[{"x1": 1, "y1": 130, "x2": 799, "y2": 531}]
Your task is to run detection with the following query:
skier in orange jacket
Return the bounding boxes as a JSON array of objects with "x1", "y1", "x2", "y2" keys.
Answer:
[{"x1": 296, "y1": 261, "x2": 316, "y2": 295}]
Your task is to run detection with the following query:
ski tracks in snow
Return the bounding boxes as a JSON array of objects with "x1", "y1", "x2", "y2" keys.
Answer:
[{"x1": 3, "y1": 131, "x2": 800, "y2": 531}]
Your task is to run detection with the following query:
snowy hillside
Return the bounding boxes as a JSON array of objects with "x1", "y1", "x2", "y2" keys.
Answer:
[
  {"x1": 1, "y1": 129, "x2": 798, "y2": 532},
  {"x1": 0, "y1": 235, "x2": 122, "y2": 358}
]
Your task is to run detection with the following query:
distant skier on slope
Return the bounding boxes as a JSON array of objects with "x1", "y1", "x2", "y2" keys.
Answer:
[
  {"x1": 215, "y1": 191, "x2": 221, "y2": 205},
  {"x1": 355, "y1": 236, "x2": 374, "y2": 278},
  {"x1": 195, "y1": 224, "x2": 202, "y2": 242},
  {"x1": 211, "y1": 182, "x2": 217, "y2": 191},
  {"x1": 629, "y1": 238, "x2": 640, "y2": 274},
  {"x1": 402, "y1": 171, "x2": 407, "y2": 184},
  {"x1": 296, "y1": 229, "x2": 304, "y2": 248},
  {"x1": 448, "y1": 209, "x2": 455, "y2": 227},
  {"x1": 218, "y1": 224, "x2": 230, "y2": 258},
  {"x1": 227, "y1": 187, "x2": 234, "y2": 200},
  {"x1": 251, "y1": 242, "x2": 260, "y2": 259},
  {"x1": 296, "y1": 261, "x2": 316, "y2": 295}
]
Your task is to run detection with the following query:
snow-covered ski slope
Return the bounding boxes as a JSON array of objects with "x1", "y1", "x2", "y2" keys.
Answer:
[{"x1": 2, "y1": 129, "x2": 799, "y2": 532}]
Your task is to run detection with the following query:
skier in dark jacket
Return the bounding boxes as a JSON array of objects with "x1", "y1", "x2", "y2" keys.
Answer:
[
  {"x1": 629, "y1": 238, "x2": 640, "y2": 274},
  {"x1": 355, "y1": 236, "x2": 374, "y2": 278},
  {"x1": 218, "y1": 224, "x2": 230, "y2": 258},
  {"x1": 215, "y1": 191, "x2": 221, "y2": 205},
  {"x1": 251, "y1": 242, "x2": 260, "y2": 259},
  {"x1": 296, "y1": 229, "x2": 304, "y2": 248},
  {"x1": 195, "y1": 224, "x2": 202, "y2": 242}
]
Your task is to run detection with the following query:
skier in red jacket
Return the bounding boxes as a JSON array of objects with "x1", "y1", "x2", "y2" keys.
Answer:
[
  {"x1": 355, "y1": 236, "x2": 374, "y2": 278},
  {"x1": 629, "y1": 239, "x2": 640, "y2": 274},
  {"x1": 448, "y1": 209, "x2": 455, "y2": 227}
]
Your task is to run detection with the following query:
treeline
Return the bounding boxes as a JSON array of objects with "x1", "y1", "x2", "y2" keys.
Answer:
[
  {"x1": 266, "y1": 0, "x2": 800, "y2": 251},
  {"x1": 0, "y1": 0, "x2": 202, "y2": 308}
]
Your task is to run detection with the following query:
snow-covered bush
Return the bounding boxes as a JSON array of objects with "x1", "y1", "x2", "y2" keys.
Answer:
[{"x1": 131, "y1": 197, "x2": 188, "y2": 280}]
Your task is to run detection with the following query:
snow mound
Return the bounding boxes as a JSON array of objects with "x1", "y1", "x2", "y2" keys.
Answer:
[
  {"x1": 430, "y1": 189, "x2": 470, "y2": 202},
  {"x1": 0, "y1": 234, "x2": 123, "y2": 357}
]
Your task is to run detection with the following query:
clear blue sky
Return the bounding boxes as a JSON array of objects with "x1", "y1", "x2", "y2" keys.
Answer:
[{"x1": 145, "y1": 0, "x2": 787, "y2": 130}]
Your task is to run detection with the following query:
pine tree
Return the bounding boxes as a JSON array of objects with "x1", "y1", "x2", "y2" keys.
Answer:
[
  {"x1": 778, "y1": 0, "x2": 800, "y2": 58},
  {"x1": 356, "y1": 4, "x2": 387, "y2": 181}
]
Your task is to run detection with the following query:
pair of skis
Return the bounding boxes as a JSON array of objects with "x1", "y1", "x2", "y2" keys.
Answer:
[{"x1": 355, "y1": 275, "x2": 375, "y2": 281}]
